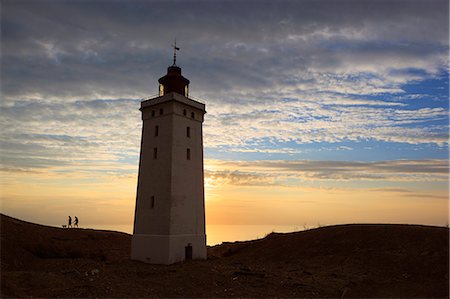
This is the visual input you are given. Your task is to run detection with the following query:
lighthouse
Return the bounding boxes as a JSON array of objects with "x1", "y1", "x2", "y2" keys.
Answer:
[{"x1": 131, "y1": 44, "x2": 207, "y2": 264}]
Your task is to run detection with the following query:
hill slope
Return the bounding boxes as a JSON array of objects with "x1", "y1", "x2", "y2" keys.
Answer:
[{"x1": 1, "y1": 214, "x2": 448, "y2": 298}]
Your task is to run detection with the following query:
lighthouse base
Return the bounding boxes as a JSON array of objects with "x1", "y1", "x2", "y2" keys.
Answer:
[{"x1": 131, "y1": 234, "x2": 207, "y2": 264}]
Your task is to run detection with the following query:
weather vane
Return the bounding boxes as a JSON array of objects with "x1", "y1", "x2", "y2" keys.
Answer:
[{"x1": 172, "y1": 39, "x2": 180, "y2": 66}]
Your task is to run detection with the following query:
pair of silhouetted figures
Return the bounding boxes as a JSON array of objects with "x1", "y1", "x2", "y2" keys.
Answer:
[{"x1": 66, "y1": 216, "x2": 78, "y2": 228}]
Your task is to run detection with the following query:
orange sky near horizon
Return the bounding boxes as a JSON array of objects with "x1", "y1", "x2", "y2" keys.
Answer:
[{"x1": 1, "y1": 158, "x2": 448, "y2": 244}]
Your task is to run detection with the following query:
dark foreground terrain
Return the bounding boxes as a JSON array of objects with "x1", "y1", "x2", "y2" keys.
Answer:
[{"x1": 1, "y1": 214, "x2": 448, "y2": 298}]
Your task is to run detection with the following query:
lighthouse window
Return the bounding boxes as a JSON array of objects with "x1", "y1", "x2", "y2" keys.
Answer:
[
  {"x1": 151, "y1": 196, "x2": 155, "y2": 208},
  {"x1": 191, "y1": 112, "x2": 195, "y2": 119},
  {"x1": 187, "y1": 148, "x2": 191, "y2": 160},
  {"x1": 183, "y1": 109, "x2": 187, "y2": 116},
  {"x1": 186, "y1": 126, "x2": 190, "y2": 138},
  {"x1": 160, "y1": 108, "x2": 164, "y2": 115},
  {"x1": 155, "y1": 125, "x2": 159, "y2": 137},
  {"x1": 153, "y1": 147, "x2": 158, "y2": 159}
]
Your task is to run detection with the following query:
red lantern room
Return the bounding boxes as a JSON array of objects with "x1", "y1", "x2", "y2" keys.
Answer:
[{"x1": 158, "y1": 40, "x2": 190, "y2": 97}]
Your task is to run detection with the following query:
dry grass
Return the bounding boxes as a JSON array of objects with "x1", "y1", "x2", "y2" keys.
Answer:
[{"x1": 2, "y1": 214, "x2": 449, "y2": 298}]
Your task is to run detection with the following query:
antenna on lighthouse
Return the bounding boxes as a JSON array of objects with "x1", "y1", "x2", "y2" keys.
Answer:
[{"x1": 172, "y1": 39, "x2": 180, "y2": 66}]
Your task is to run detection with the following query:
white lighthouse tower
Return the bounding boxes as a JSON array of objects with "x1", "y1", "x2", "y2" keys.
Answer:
[{"x1": 131, "y1": 45, "x2": 207, "y2": 264}]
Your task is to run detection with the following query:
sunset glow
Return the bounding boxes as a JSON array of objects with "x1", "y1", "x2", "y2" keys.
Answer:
[{"x1": 1, "y1": 0, "x2": 448, "y2": 245}]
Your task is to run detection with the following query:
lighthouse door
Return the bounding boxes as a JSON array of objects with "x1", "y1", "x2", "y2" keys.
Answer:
[{"x1": 185, "y1": 244, "x2": 193, "y2": 260}]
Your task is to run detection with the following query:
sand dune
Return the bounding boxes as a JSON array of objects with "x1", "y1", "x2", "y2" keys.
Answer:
[{"x1": 1, "y1": 213, "x2": 448, "y2": 298}]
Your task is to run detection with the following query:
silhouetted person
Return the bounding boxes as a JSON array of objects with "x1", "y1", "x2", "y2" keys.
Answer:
[
  {"x1": 74, "y1": 216, "x2": 78, "y2": 228},
  {"x1": 68, "y1": 216, "x2": 72, "y2": 228}
]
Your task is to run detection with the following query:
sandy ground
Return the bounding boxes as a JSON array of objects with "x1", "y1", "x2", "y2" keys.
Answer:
[{"x1": 1, "y1": 213, "x2": 448, "y2": 298}]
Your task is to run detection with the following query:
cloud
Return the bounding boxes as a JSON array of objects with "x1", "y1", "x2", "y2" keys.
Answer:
[
  {"x1": 205, "y1": 169, "x2": 277, "y2": 187},
  {"x1": 203, "y1": 100, "x2": 448, "y2": 148},
  {"x1": 205, "y1": 159, "x2": 449, "y2": 185},
  {"x1": 0, "y1": 99, "x2": 141, "y2": 171},
  {"x1": 2, "y1": 0, "x2": 448, "y2": 101},
  {"x1": 0, "y1": 0, "x2": 448, "y2": 178}
]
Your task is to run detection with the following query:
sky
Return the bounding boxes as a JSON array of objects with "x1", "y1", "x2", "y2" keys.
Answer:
[{"x1": 1, "y1": 0, "x2": 449, "y2": 244}]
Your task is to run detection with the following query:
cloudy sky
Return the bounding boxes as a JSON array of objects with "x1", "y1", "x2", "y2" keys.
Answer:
[{"x1": 1, "y1": 0, "x2": 448, "y2": 243}]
